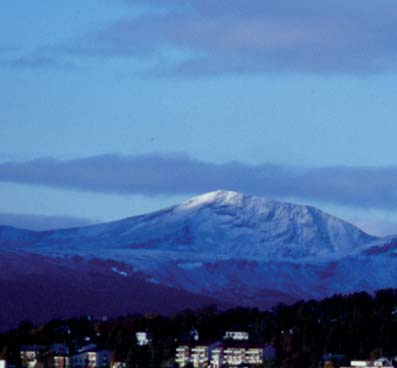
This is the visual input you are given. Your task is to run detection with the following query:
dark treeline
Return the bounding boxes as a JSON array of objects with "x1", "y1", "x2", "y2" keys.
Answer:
[{"x1": 1, "y1": 289, "x2": 397, "y2": 368}]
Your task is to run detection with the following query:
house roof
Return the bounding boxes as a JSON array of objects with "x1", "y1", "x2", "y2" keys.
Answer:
[{"x1": 20, "y1": 345, "x2": 46, "y2": 352}]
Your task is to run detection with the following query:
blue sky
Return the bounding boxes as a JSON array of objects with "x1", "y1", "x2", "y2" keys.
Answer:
[{"x1": 1, "y1": 0, "x2": 397, "y2": 235}]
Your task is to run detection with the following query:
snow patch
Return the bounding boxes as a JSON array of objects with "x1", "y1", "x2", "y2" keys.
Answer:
[
  {"x1": 111, "y1": 267, "x2": 128, "y2": 277},
  {"x1": 178, "y1": 190, "x2": 241, "y2": 210}
]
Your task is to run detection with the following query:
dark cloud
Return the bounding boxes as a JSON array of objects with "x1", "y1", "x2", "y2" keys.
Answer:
[
  {"x1": 0, "y1": 154, "x2": 397, "y2": 210},
  {"x1": 6, "y1": 0, "x2": 397, "y2": 74},
  {"x1": 0, "y1": 213, "x2": 95, "y2": 231},
  {"x1": 63, "y1": 0, "x2": 397, "y2": 75}
]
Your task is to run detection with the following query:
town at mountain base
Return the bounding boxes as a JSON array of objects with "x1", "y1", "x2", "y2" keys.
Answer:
[{"x1": 1, "y1": 290, "x2": 397, "y2": 368}]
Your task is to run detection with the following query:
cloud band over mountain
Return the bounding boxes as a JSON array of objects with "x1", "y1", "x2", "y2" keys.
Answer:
[{"x1": 1, "y1": 154, "x2": 396, "y2": 210}]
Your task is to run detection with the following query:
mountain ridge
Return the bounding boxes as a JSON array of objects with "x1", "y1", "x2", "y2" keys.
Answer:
[{"x1": 0, "y1": 190, "x2": 378, "y2": 259}]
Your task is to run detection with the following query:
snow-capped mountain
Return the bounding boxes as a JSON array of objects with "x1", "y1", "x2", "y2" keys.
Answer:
[
  {"x1": 0, "y1": 190, "x2": 376, "y2": 258},
  {"x1": 1, "y1": 190, "x2": 396, "y2": 329}
]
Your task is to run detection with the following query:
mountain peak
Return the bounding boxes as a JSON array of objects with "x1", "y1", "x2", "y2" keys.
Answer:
[
  {"x1": 167, "y1": 190, "x2": 376, "y2": 258},
  {"x1": 178, "y1": 190, "x2": 243, "y2": 210}
]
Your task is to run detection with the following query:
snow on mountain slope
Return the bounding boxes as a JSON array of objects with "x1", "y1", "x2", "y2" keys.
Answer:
[
  {"x1": 0, "y1": 190, "x2": 377, "y2": 260},
  {"x1": 171, "y1": 190, "x2": 377, "y2": 258},
  {"x1": 1, "y1": 190, "x2": 394, "y2": 321},
  {"x1": 145, "y1": 244, "x2": 397, "y2": 308}
]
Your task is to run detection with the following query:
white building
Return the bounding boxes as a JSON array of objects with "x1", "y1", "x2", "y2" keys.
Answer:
[
  {"x1": 20, "y1": 345, "x2": 46, "y2": 368},
  {"x1": 110, "y1": 362, "x2": 126, "y2": 368},
  {"x1": 191, "y1": 342, "x2": 222, "y2": 368},
  {"x1": 342, "y1": 359, "x2": 394, "y2": 367},
  {"x1": 215, "y1": 344, "x2": 266, "y2": 367},
  {"x1": 223, "y1": 346, "x2": 246, "y2": 366},
  {"x1": 210, "y1": 346, "x2": 223, "y2": 368},
  {"x1": 244, "y1": 347, "x2": 265, "y2": 365},
  {"x1": 191, "y1": 346, "x2": 209, "y2": 367},
  {"x1": 175, "y1": 346, "x2": 190, "y2": 367},
  {"x1": 136, "y1": 332, "x2": 151, "y2": 346},
  {"x1": 223, "y1": 332, "x2": 249, "y2": 341},
  {"x1": 177, "y1": 342, "x2": 266, "y2": 368},
  {"x1": 48, "y1": 344, "x2": 70, "y2": 368},
  {"x1": 51, "y1": 356, "x2": 70, "y2": 368},
  {"x1": 71, "y1": 349, "x2": 111, "y2": 368}
]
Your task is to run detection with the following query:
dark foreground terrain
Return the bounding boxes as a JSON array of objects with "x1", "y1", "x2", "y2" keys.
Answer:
[{"x1": 1, "y1": 289, "x2": 397, "y2": 367}]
